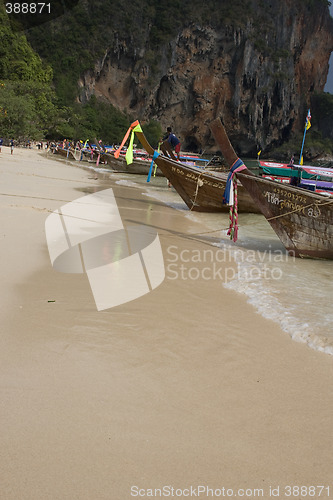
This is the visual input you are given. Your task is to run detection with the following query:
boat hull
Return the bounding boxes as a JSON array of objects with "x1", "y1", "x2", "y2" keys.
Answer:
[
  {"x1": 103, "y1": 153, "x2": 163, "y2": 176},
  {"x1": 53, "y1": 147, "x2": 76, "y2": 160},
  {"x1": 209, "y1": 117, "x2": 333, "y2": 259},
  {"x1": 238, "y1": 172, "x2": 333, "y2": 259},
  {"x1": 154, "y1": 155, "x2": 260, "y2": 213}
]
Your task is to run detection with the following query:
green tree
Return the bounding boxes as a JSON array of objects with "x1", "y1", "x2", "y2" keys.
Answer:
[
  {"x1": 142, "y1": 121, "x2": 163, "y2": 148},
  {"x1": 0, "y1": 5, "x2": 58, "y2": 139},
  {"x1": 0, "y1": 80, "x2": 59, "y2": 139}
]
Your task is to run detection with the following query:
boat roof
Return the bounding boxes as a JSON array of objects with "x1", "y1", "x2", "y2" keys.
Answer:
[
  {"x1": 259, "y1": 160, "x2": 333, "y2": 178},
  {"x1": 300, "y1": 166, "x2": 333, "y2": 178}
]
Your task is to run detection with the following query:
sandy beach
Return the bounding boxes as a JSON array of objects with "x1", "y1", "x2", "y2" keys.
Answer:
[{"x1": 1, "y1": 146, "x2": 333, "y2": 500}]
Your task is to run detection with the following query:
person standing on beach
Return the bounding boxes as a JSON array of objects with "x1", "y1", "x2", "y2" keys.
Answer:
[
  {"x1": 0, "y1": 138, "x2": 3, "y2": 152},
  {"x1": 163, "y1": 127, "x2": 181, "y2": 160},
  {"x1": 10, "y1": 139, "x2": 14, "y2": 155}
]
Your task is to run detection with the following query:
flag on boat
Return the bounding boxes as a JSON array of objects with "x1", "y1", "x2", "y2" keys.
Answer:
[
  {"x1": 300, "y1": 109, "x2": 311, "y2": 164},
  {"x1": 305, "y1": 109, "x2": 311, "y2": 130}
]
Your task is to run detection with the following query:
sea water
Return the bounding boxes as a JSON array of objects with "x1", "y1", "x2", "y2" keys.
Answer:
[{"x1": 84, "y1": 162, "x2": 333, "y2": 355}]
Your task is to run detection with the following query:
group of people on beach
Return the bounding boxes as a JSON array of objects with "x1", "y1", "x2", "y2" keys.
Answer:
[
  {"x1": 0, "y1": 138, "x2": 14, "y2": 154},
  {"x1": 0, "y1": 125, "x2": 182, "y2": 162},
  {"x1": 0, "y1": 138, "x2": 54, "y2": 154}
]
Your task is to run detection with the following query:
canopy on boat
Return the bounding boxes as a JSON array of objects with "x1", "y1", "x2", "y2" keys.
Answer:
[
  {"x1": 300, "y1": 166, "x2": 333, "y2": 178},
  {"x1": 259, "y1": 160, "x2": 333, "y2": 179}
]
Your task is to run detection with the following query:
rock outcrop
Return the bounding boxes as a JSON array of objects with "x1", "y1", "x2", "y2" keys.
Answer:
[{"x1": 78, "y1": 0, "x2": 333, "y2": 154}]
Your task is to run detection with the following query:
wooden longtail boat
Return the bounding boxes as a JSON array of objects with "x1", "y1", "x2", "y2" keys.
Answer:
[
  {"x1": 53, "y1": 146, "x2": 76, "y2": 160},
  {"x1": 210, "y1": 118, "x2": 333, "y2": 259},
  {"x1": 102, "y1": 151, "x2": 164, "y2": 176},
  {"x1": 262, "y1": 174, "x2": 333, "y2": 194},
  {"x1": 88, "y1": 139, "x2": 163, "y2": 176},
  {"x1": 259, "y1": 160, "x2": 333, "y2": 181},
  {"x1": 133, "y1": 126, "x2": 260, "y2": 213}
]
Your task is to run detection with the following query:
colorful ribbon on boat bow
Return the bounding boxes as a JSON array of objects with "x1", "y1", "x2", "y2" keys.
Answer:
[
  {"x1": 147, "y1": 150, "x2": 160, "y2": 183},
  {"x1": 223, "y1": 158, "x2": 247, "y2": 242},
  {"x1": 114, "y1": 119, "x2": 160, "y2": 182},
  {"x1": 114, "y1": 120, "x2": 142, "y2": 164}
]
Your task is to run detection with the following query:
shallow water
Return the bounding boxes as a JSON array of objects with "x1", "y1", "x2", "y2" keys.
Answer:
[{"x1": 84, "y1": 162, "x2": 333, "y2": 355}]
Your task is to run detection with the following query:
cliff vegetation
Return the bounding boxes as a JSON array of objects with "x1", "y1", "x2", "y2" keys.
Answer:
[{"x1": 1, "y1": 0, "x2": 333, "y2": 158}]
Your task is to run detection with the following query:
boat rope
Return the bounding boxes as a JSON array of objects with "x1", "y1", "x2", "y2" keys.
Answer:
[
  {"x1": 227, "y1": 179, "x2": 239, "y2": 242},
  {"x1": 266, "y1": 197, "x2": 333, "y2": 221},
  {"x1": 183, "y1": 196, "x2": 333, "y2": 237},
  {"x1": 190, "y1": 170, "x2": 205, "y2": 210},
  {"x1": 0, "y1": 191, "x2": 233, "y2": 237},
  {"x1": 223, "y1": 158, "x2": 248, "y2": 241},
  {"x1": 188, "y1": 226, "x2": 230, "y2": 236}
]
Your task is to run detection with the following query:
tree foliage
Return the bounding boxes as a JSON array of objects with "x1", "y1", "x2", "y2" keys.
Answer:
[
  {"x1": 55, "y1": 97, "x2": 131, "y2": 144},
  {"x1": 142, "y1": 120, "x2": 163, "y2": 149},
  {"x1": 0, "y1": 5, "x2": 58, "y2": 139}
]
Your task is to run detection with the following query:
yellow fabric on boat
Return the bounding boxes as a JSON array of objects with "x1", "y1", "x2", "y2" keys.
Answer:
[
  {"x1": 126, "y1": 123, "x2": 143, "y2": 165},
  {"x1": 114, "y1": 120, "x2": 142, "y2": 160}
]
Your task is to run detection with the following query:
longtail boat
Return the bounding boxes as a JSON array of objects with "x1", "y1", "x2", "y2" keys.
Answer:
[
  {"x1": 89, "y1": 139, "x2": 163, "y2": 176},
  {"x1": 210, "y1": 118, "x2": 333, "y2": 259},
  {"x1": 98, "y1": 149, "x2": 163, "y2": 175},
  {"x1": 53, "y1": 145, "x2": 76, "y2": 160},
  {"x1": 130, "y1": 122, "x2": 260, "y2": 213},
  {"x1": 259, "y1": 160, "x2": 333, "y2": 181},
  {"x1": 259, "y1": 161, "x2": 333, "y2": 194}
]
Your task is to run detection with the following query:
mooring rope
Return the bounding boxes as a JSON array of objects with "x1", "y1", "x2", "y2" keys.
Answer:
[
  {"x1": 266, "y1": 196, "x2": 333, "y2": 221},
  {"x1": 226, "y1": 178, "x2": 239, "y2": 241},
  {"x1": 190, "y1": 170, "x2": 205, "y2": 211}
]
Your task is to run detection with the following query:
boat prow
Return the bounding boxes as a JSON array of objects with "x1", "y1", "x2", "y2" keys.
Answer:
[
  {"x1": 210, "y1": 118, "x2": 333, "y2": 259},
  {"x1": 134, "y1": 123, "x2": 260, "y2": 213}
]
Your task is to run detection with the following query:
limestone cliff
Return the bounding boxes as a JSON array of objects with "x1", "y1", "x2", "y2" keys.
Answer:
[{"x1": 78, "y1": 0, "x2": 333, "y2": 154}]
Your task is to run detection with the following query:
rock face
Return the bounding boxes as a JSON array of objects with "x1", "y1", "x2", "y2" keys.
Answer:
[{"x1": 78, "y1": 0, "x2": 333, "y2": 154}]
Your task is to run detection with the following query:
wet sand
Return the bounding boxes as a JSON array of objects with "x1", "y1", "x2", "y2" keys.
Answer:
[{"x1": 1, "y1": 147, "x2": 333, "y2": 499}]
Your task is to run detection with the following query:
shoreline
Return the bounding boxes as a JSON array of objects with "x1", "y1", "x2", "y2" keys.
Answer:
[{"x1": 1, "y1": 147, "x2": 333, "y2": 499}]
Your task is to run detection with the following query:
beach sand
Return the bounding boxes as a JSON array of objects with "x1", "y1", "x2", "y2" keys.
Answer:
[{"x1": 1, "y1": 146, "x2": 333, "y2": 499}]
